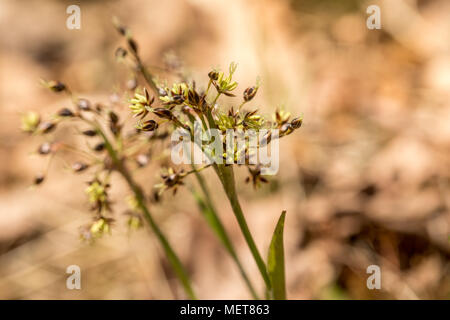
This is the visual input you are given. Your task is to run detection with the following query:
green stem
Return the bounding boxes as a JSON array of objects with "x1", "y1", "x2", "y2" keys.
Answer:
[
  {"x1": 191, "y1": 165, "x2": 259, "y2": 299},
  {"x1": 214, "y1": 164, "x2": 271, "y2": 290},
  {"x1": 202, "y1": 110, "x2": 270, "y2": 288},
  {"x1": 96, "y1": 125, "x2": 197, "y2": 299}
]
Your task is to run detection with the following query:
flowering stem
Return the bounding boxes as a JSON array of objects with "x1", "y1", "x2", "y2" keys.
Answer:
[
  {"x1": 214, "y1": 164, "x2": 272, "y2": 290},
  {"x1": 191, "y1": 164, "x2": 260, "y2": 299},
  {"x1": 95, "y1": 124, "x2": 197, "y2": 299}
]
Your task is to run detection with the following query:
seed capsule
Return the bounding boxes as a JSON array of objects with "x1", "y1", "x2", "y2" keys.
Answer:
[
  {"x1": 243, "y1": 86, "x2": 257, "y2": 102},
  {"x1": 141, "y1": 120, "x2": 158, "y2": 131},
  {"x1": 153, "y1": 108, "x2": 173, "y2": 120},
  {"x1": 94, "y1": 142, "x2": 105, "y2": 152},
  {"x1": 127, "y1": 38, "x2": 138, "y2": 54},
  {"x1": 109, "y1": 111, "x2": 119, "y2": 124},
  {"x1": 82, "y1": 129, "x2": 97, "y2": 137},
  {"x1": 38, "y1": 142, "x2": 52, "y2": 155},
  {"x1": 72, "y1": 162, "x2": 89, "y2": 172},
  {"x1": 115, "y1": 47, "x2": 127, "y2": 59},
  {"x1": 188, "y1": 89, "x2": 200, "y2": 105},
  {"x1": 77, "y1": 99, "x2": 91, "y2": 111},
  {"x1": 290, "y1": 117, "x2": 303, "y2": 129},
  {"x1": 39, "y1": 121, "x2": 56, "y2": 134},
  {"x1": 58, "y1": 108, "x2": 74, "y2": 117},
  {"x1": 34, "y1": 174, "x2": 45, "y2": 185},
  {"x1": 47, "y1": 81, "x2": 66, "y2": 92},
  {"x1": 208, "y1": 71, "x2": 219, "y2": 81},
  {"x1": 172, "y1": 94, "x2": 185, "y2": 105}
]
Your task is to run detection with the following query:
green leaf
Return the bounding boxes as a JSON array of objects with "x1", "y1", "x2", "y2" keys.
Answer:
[{"x1": 267, "y1": 210, "x2": 287, "y2": 300}]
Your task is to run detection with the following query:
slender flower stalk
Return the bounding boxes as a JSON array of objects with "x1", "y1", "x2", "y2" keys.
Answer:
[
  {"x1": 94, "y1": 121, "x2": 197, "y2": 299},
  {"x1": 214, "y1": 164, "x2": 271, "y2": 289}
]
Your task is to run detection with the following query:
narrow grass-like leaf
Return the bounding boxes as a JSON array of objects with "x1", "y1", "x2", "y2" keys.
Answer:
[{"x1": 267, "y1": 210, "x2": 287, "y2": 300}]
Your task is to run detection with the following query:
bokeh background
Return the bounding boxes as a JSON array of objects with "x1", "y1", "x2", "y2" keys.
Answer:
[{"x1": 0, "y1": 0, "x2": 449, "y2": 299}]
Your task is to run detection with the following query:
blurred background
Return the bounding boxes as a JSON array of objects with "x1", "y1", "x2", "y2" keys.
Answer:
[{"x1": 0, "y1": 0, "x2": 449, "y2": 299}]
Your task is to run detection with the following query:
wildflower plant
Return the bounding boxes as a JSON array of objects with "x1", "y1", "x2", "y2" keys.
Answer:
[{"x1": 21, "y1": 19, "x2": 302, "y2": 300}]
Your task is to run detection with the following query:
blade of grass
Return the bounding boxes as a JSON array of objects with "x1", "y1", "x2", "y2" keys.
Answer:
[{"x1": 267, "y1": 210, "x2": 287, "y2": 300}]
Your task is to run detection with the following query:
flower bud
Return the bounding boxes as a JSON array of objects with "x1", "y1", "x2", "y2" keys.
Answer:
[
  {"x1": 127, "y1": 38, "x2": 138, "y2": 54},
  {"x1": 77, "y1": 99, "x2": 91, "y2": 111},
  {"x1": 72, "y1": 162, "x2": 89, "y2": 172},
  {"x1": 108, "y1": 111, "x2": 119, "y2": 124},
  {"x1": 38, "y1": 121, "x2": 56, "y2": 134},
  {"x1": 34, "y1": 174, "x2": 45, "y2": 185},
  {"x1": 141, "y1": 120, "x2": 158, "y2": 131},
  {"x1": 243, "y1": 86, "x2": 257, "y2": 102},
  {"x1": 58, "y1": 108, "x2": 74, "y2": 117},
  {"x1": 153, "y1": 108, "x2": 173, "y2": 120},
  {"x1": 46, "y1": 80, "x2": 66, "y2": 92},
  {"x1": 82, "y1": 129, "x2": 97, "y2": 137},
  {"x1": 94, "y1": 142, "x2": 105, "y2": 152},
  {"x1": 208, "y1": 71, "x2": 219, "y2": 81},
  {"x1": 290, "y1": 117, "x2": 303, "y2": 129},
  {"x1": 188, "y1": 89, "x2": 200, "y2": 105},
  {"x1": 172, "y1": 94, "x2": 185, "y2": 105}
]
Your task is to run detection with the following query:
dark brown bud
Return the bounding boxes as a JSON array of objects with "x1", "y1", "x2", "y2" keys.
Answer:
[
  {"x1": 38, "y1": 142, "x2": 52, "y2": 155},
  {"x1": 127, "y1": 38, "x2": 138, "y2": 54},
  {"x1": 115, "y1": 47, "x2": 127, "y2": 59},
  {"x1": 208, "y1": 71, "x2": 219, "y2": 81},
  {"x1": 172, "y1": 94, "x2": 185, "y2": 105},
  {"x1": 153, "y1": 108, "x2": 173, "y2": 120},
  {"x1": 108, "y1": 111, "x2": 119, "y2": 124},
  {"x1": 38, "y1": 121, "x2": 56, "y2": 134},
  {"x1": 72, "y1": 162, "x2": 89, "y2": 172},
  {"x1": 77, "y1": 99, "x2": 91, "y2": 111},
  {"x1": 141, "y1": 120, "x2": 158, "y2": 132},
  {"x1": 82, "y1": 129, "x2": 97, "y2": 137},
  {"x1": 58, "y1": 108, "x2": 74, "y2": 117},
  {"x1": 290, "y1": 117, "x2": 303, "y2": 129},
  {"x1": 188, "y1": 89, "x2": 200, "y2": 105},
  {"x1": 48, "y1": 81, "x2": 66, "y2": 92},
  {"x1": 243, "y1": 86, "x2": 257, "y2": 102},
  {"x1": 94, "y1": 142, "x2": 105, "y2": 152},
  {"x1": 34, "y1": 174, "x2": 45, "y2": 185}
]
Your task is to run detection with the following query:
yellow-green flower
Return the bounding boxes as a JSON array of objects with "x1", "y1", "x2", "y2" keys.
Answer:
[
  {"x1": 21, "y1": 111, "x2": 40, "y2": 133},
  {"x1": 85, "y1": 181, "x2": 107, "y2": 204},
  {"x1": 213, "y1": 62, "x2": 238, "y2": 97},
  {"x1": 129, "y1": 88, "x2": 154, "y2": 118},
  {"x1": 89, "y1": 217, "x2": 113, "y2": 238}
]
